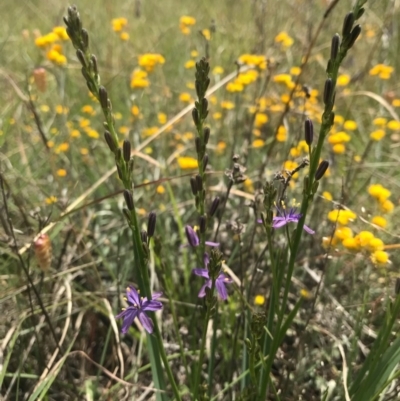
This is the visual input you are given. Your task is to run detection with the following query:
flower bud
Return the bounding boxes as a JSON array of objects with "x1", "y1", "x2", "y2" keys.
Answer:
[
  {"x1": 141, "y1": 230, "x2": 148, "y2": 243},
  {"x1": 147, "y1": 211, "x2": 157, "y2": 238},
  {"x1": 209, "y1": 197, "x2": 220, "y2": 217},
  {"x1": 76, "y1": 49, "x2": 87, "y2": 68},
  {"x1": 190, "y1": 177, "x2": 198, "y2": 195},
  {"x1": 315, "y1": 160, "x2": 329, "y2": 181},
  {"x1": 342, "y1": 12, "x2": 354, "y2": 37},
  {"x1": 192, "y1": 108, "x2": 200, "y2": 126},
  {"x1": 98, "y1": 86, "x2": 108, "y2": 110},
  {"x1": 203, "y1": 127, "x2": 210, "y2": 144},
  {"x1": 304, "y1": 118, "x2": 313, "y2": 146},
  {"x1": 331, "y1": 34, "x2": 340, "y2": 61},
  {"x1": 196, "y1": 174, "x2": 203, "y2": 191},
  {"x1": 123, "y1": 139, "x2": 131, "y2": 162},
  {"x1": 203, "y1": 154, "x2": 209, "y2": 171},
  {"x1": 347, "y1": 25, "x2": 361, "y2": 49},
  {"x1": 104, "y1": 130, "x2": 116, "y2": 152},
  {"x1": 323, "y1": 78, "x2": 334, "y2": 106},
  {"x1": 199, "y1": 215, "x2": 206, "y2": 234},
  {"x1": 123, "y1": 190, "x2": 134, "y2": 210}
]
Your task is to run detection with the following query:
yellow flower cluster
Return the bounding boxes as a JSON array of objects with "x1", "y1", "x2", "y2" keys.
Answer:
[
  {"x1": 35, "y1": 27, "x2": 69, "y2": 66},
  {"x1": 289, "y1": 140, "x2": 309, "y2": 158},
  {"x1": 179, "y1": 16, "x2": 196, "y2": 35},
  {"x1": 111, "y1": 18, "x2": 129, "y2": 40},
  {"x1": 369, "y1": 64, "x2": 394, "y2": 80},
  {"x1": 177, "y1": 156, "x2": 198, "y2": 169},
  {"x1": 326, "y1": 120, "x2": 357, "y2": 154},
  {"x1": 368, "y1": 184, "x2": 394, "y2": 213},
  {"x1": 226, "y1": 70, "x2": 260, "y2": 92},
  {"x1": 138, "y1": 53, "x2": 165, "y2": 72},
  {"x1": 274, "y1": 31, "x2": 294, "y2": 48},
  {"x1": 130, "y1": 69, "x2": 149, "y2": 89},
  {"x1": 238, "y1": 54, "x2": 267, "y2": 69}
]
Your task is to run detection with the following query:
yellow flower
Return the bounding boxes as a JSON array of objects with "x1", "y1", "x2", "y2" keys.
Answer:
[
  {"x1": 226, "y1": 81, "x2": 244, "y2": 92},
  {"x1": 344, "y1": 120, "x2": 357, "y2": 130},
  {"x1": 387, "y1": 120, "x2": 400, "y2": 131},
  {"x1": 327, "y1": 209, "x2": 356, "y2": 225},
  {"x1": 254, "y1": 295, "x2": 265, "y2": 305},
  {"x1": 142, "y1": 127, "x2": 158, "y2": 137},
  {"x1": 213, "y1": 112, "x2": 222, "y2": 120},
  {"x1": 328, "y1": 131, "x2": 351, "y2": 144},
  {"x1": 342, "y1": 237, "x2": 360, "y2": 251},
  {"x1": 276, "y1": 125, "x2": 287, "y2": 142},
  {"x1": 138, "y1": 53, "x2": 165, "y2": 72},
  {"x1": 131, "y1": 105, "x2": 140, "y2": 116},
  {"x1": 120, "y1": 32, "x2": 129, "y2": 41},
  {"x1": 47, "y1": 140, "x2": 54, "y2": 148},
  {"x1": 368, "y1": 184, "x2": 391, "y2": 202},
  {"x1": 53, "y1": 26, "x2": 69, "y2": 40},
  {"x1": 177, "y1": 156, "x2": 198, "y2": 169},
  {"x1": 112, "y1": 18, "x2": 128, "y2": 32},
  {"x1": 337, "y1": 74, "x2": 351, "y2": 86},
  {"x1": 179, "y1": 16, "x2": 196, "y2": 34},
  {"x1": 57, "y1": 169, "x2": 67, "y2": 177},
  {"x1": 334, "y1": 227, "x2": 353, "y2": 240},
  {"x1": 55, "y1": 143, "x2": 69, "y2": 153},
  {"x1": 332, "y1": 143, "x2": 345, "y2": 154},
  {"x1": 179, "y1": 92, "x2": 192, "y2": 103},
  {"x1": 81, "y1": 105, "x2": 95, "y2": 115},
  {"x1": 369, "y1": 64, "x2": 394, "y2": 79},
  {"x1": 87, "y1": 129, "x2": 99, "y2": 139},
  {"x1": 392, "y1": 99, "x2": 400, "y2": 107},
  {"x1": 380, "y1": 199, "x2": 394, "y2": 213},
  {"x1": 334, "y1": 114, "x2": 344, "y2": 125},
  {"x1": 156, "y1": 185, "x2": 165, "y2": 194},
  {"x1": 79, "y1": 148, "x2": 88, "y2": 155},
  {"x1": 184, "y1": 60, "x2": 195, "y2": 69},
  {"x1": 238, "y1": 54, "x2": 267, "y2": 69},
  {"x1": 201, "y1": 29, "x2": 211, "y2": 40},
  {"x1": 158, "y1": 112, "x2": 167, "y2": 124},
  {"x1": 40, "y1": 105, "x2": 50, "y2": 112},
  {"x1": 273, "y1": 74, "x2": 292, "y2": 85},
  {"x1": 373, "y1": 117, "x2": 387, "y2": 126},
  {"x1": 322, "y1": 236, "x2": 338, "y2": 248},
  {"x1": 213, "y1": 66, "x2": 224, "y2": 75},
  {"x1": 216, "y1": 141, "x2": 227, "y2": 154},
  {"x1": 244, "y1": 178, "x2": 254, "y2": 193},
  {"x1": 357, "y1": 231, "x2": 374, "y2": 247},
  {"x1": 274, "y1": 31, "x2": 294, "y2": 48},
  {"x1": 119, "y1": 126, "x2": 130, "y2": 135},
  {"x1": 70, "y1": 129, "x2": 80, "y2": 138},
  {"x1": 191, "y1": 50, "x2": 199, "y2": 57},
  {"x1": 322, "y1": 191, "x2": 333, "y2": 201},
  {"x1": 300, "y1": 289, "x2": 312, "y2": 299},
  {"x1": 371, "y1": 216, "x2": 387, "y2": 228},
  {"x1": 130, "y1": 69, "x2": 149, "y2": 88},
  {"x1": 370, "y1": 250, "x2": 389, "y2": 265},
  {"x1": 45, "y1": 196, "x2": 58, "y2": 205},
  {"x1": 252, "y1": 139, "x2": 264, "y2": 148},
  {"x1": 254, "y1": 113, "x2": 268, "y2": 127},
  {"x1": 370, "y1": 129, "x2": 385, "y2": 141},
  {"x1": 290, "y1": 66, "x2": 301, "y2": 76},
  {"x1": 221, "y1": 101, "x2": 235, "y2": 110},
  {"x1": 368, "y1": 238, "x2": 384, "y2": 252}
]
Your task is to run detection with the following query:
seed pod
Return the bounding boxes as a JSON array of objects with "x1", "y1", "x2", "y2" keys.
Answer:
[
  {"x1": 195, "y1": 137, "x2": 201, "y2": 154},
  {"x1": 315, "y1": 160, "x2": 329, "y2": 181},
  {"x1": 203, "y1": 127, "x2": 210, "y2": 144},
  {"x1": 147, "y1": 212, "x2": 157, "y2": 238},
  {"x1": 209, "y1": 197, "x2": 220, "y2": 217},
  {"x1": 98, "y1": 86, "x2": 108, "y2": 110},
  {"x1": 323, "y1": 78, "x2": 334, "y2": 106},
  {"x1": 123, "y1": 190, "x2": 134, "y2": 210},
  {"x1": 123, "y1": 139, "x2": 131, "y2": 162},
  {"x1": 342, "y1": 12, "x2": 354, "y2": 37},
  {"x1": 304, "y1": 118, "x2": 313, "y2": 146},
  {"x1": 91, "y1": 55, "x2": 98, "y2": 76},
  {"x1": 34, "y1": 234, "x2": 52, "y2": 272},
  {"x1": 192, "y1": 108, "x2": 200, "y2": 126},
  {"x1": 76, "y1": 49, "x2": 87, "y2": 68},
  {"x1": 203, "y1": 154, "x2": 209, "y2": 171},
  {"x1": 199, "y1": 215, "x2": 206, "y2": 233},
  {"x1": 190, "y1": 177, "x2": 198, "y2": 195},
  {"x1": 347, "y1": 25, "x2": 361, "y2": 49},
  {"x1": 331, "y1": 34, "x2": 340, "y2": 61},
  {"x1": 196, "y1": 174, "x2": 203, "y2": 191}
]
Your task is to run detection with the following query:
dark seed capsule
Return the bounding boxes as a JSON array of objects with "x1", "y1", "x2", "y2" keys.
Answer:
[
  {"x1": 195, "y1": 137, "x2": 201, "y2": 154},
  {"x1": 356, "y1": 7, "x2": 365, "y2": 19},
  {"x1": 395, "y1": 278, "x2": 400, "y2": 295},
  {"x1": 196, "y1": 174, "x2": 203, "y2": 191},
  {"x1": 342, "y1": 12, "x2": 354, "y2": 37},
  {"x1": 190, "y1": 177, "x2": 198, "y2": 195},
  {"x1": 104, "y1": 130, "x2": 116, "y2": 152},
  {"x1": 203, "y1": 154, "x2": 209, "y2": 171},
  {"x1": 347, "y1": 25, "x2": 361, "y2": 49},
  {"x1": 331, "y1": 34, "x2": 340, "y2": 61},
  {"x1": 141, "y1": 230, "x2": 148, "y2": 243},
  {"x1": 76, "y1": 49, "x2": 87, "y2": 68},
  {"x1": 123, "y1": 140, "x2": 131, "y2": 162},
  {"x1": 192, "y1": 108, "x2": 200, "y2": 126},
  {"x1": 323, "y1": 78, "x2": 333, "y2": 106},
  {"x1": 304, "y1": 118, "x2": 313, "y2": 146},
  {"x1": 123, "y1": 190, "x2": 134, "y2": 210},
  {"x1": 147, "y1": 212, "x2": 157, "y2": 238},
  {"x1": 98, "y1": 86, "x2": 108, "y2": 110},
  {"x1": 209, "y1": 197, "x2": 220, "y2": 217},
  {"x1": 315, "y1": 160, "x2": 329, "y2": 181},
  {"x1": 203, "y1": 127, "x2": 210, "y2": 144},
  {"x1": 91, "y1": 55, "x2": 98, "y2": 75},
  {"x1": 199, "y1": 215, "x2": 206, "y2": 233}
]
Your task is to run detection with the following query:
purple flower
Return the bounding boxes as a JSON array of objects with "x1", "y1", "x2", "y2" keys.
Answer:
[
  {"x1": 116, "y1": 286, "x2": 163, "y2": 334},
  {"x1": 185, "y1": 225, "x2": 219, "y2": 247},
  {"x1": 193, "y1": 255, "x2": 233, "y2": 300},
  {"x1": 273, "y1": 207, "x2": 315, "y2": 234}
]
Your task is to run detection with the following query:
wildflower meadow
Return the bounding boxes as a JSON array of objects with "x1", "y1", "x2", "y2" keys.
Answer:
[{"x1": 2, "y1": 0, "x2": 400, "y2": 400}]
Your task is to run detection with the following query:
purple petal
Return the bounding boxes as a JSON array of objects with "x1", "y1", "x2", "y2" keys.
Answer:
[
  {"x1": 198, "y1": 282, "x2": 209, "y2": 298},
  {"x1": 205, "y1": 241, "x2": 220, "y2": 247},
  {"x1": 203, "y1": 252, "x2": 210, "y2": 267},
  {"x1": 218, "y1": 273, "x2": 233, "y2": 284},
  {"x1": 303, "y1": 224, "x2": 315, "y2": 234},
  {"x1": 126, "y1": 286, "x2": 141, "y2": 305},
  {"x1": 185, "y1": 226, "x2": 200, "y2": 247},
  {"x1": 117, "y1": 308, "x2": 138, "y2": 334},
  {"x1": 272, "y1": 219, "x2": 288, "y2": 228},
  {"x1": 138, "y1": 311, "x2": 154, "y2": 333},
  {"x1": 215, "y1": 280, "x2": 228, "y2": 300},
  {"x1": 193, "y1": 268, "x2": 210, "y2": 278},
  {"x1": 142, "y1": 300, "x2": 163, "y2": 311}
]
